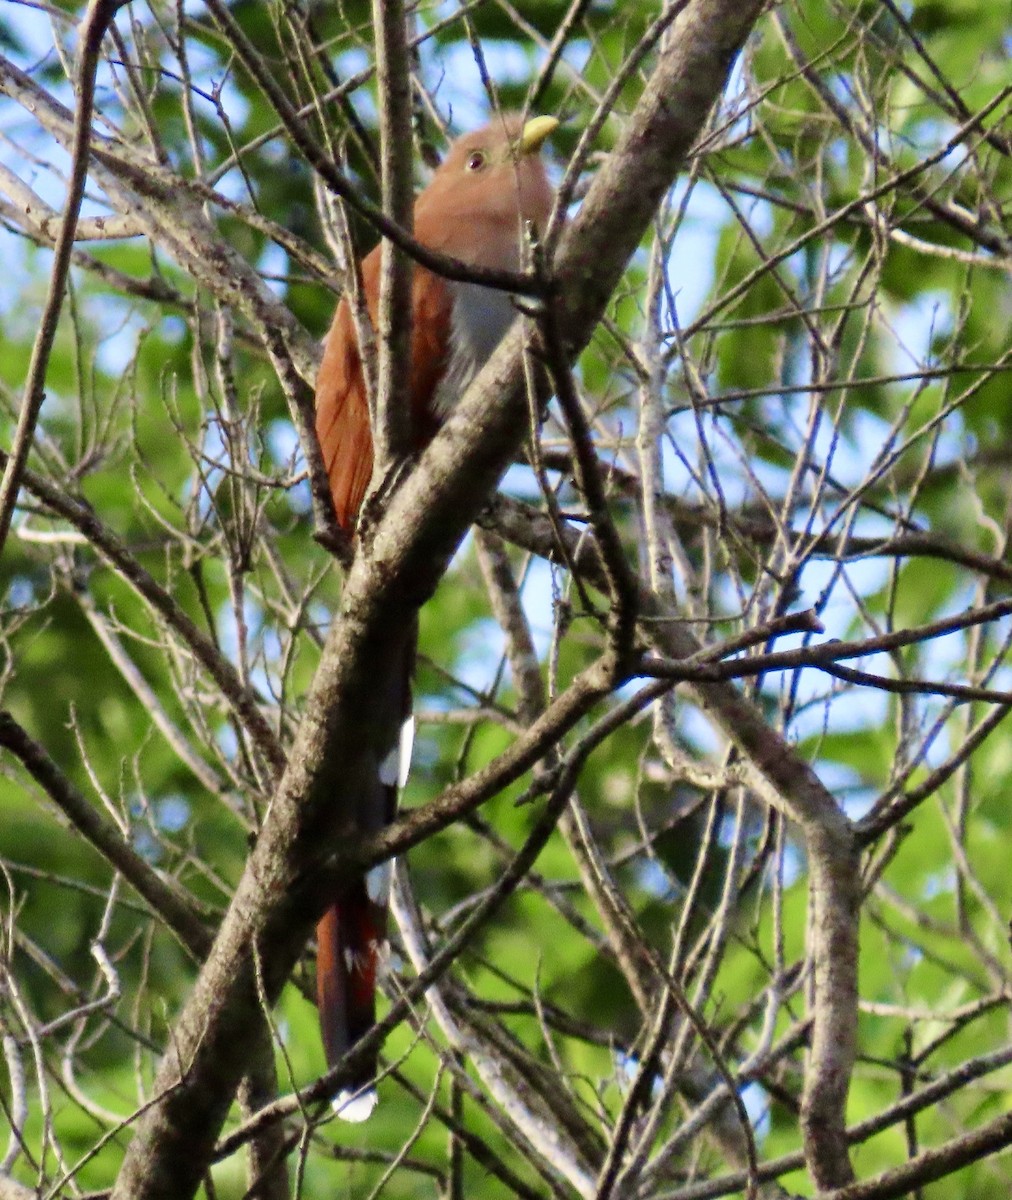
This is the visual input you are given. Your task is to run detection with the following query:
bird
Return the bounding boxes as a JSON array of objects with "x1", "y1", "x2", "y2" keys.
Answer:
[{"x1": 313, "y1": 112, "x2": 558, "y2": 1121}]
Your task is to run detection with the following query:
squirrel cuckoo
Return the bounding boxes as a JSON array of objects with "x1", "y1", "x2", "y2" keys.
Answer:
[{"x1": 314, "y1": 113, "x2": 557, "y2": 1120}]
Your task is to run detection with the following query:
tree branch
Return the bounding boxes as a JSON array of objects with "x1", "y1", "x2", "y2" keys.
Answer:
[{"x1": 108, "y1": 5, "x2": 770, "y2": 1196}]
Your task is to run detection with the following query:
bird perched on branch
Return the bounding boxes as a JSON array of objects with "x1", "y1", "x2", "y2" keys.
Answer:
[{"x1": 313, "y1": 112, "x2": 558, "y2": 1120}]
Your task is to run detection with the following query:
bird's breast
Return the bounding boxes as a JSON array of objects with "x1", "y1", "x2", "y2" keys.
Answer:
[{"x1": 429, "y1": 282, "x2": 518, "y2": 420}]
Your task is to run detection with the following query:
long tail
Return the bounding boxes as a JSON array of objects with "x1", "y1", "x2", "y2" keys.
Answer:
[{"x1": 315, "y1": 619, "x2": 416, "y2": 1121}]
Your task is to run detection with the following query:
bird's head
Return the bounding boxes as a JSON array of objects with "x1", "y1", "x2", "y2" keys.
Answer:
[{"x1": 414, "y1": 113, "x2": 558, "y2": 269}]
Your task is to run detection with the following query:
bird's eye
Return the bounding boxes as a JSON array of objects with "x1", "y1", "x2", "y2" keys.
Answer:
[{"x1": 466, "y1": 151, "x2": 486, "y2": 171}]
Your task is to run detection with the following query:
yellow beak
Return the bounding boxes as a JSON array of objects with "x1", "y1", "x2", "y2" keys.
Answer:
[{"x1": 518, "y1": 115, "x2": 560, "y2": 155}]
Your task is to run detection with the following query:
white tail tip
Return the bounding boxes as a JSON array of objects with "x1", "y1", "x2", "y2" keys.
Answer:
[
  {"x1": 397, "y1": 715, "x2": 415, "y2": 790},
  {"x1": 332, "y1": 1086, "x2": 378, "y2": 1122}
]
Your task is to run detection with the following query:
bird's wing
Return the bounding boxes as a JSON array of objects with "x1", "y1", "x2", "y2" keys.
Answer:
[
  {"x1": 316, "y1": 275, "x2": 375, "y2": 534},
  {"x1": 408, "y1": 263, "x2": 453, "y2": 442},
  {"x1": 315, "y1": 253, "x2": 453, "y2": 533}
]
